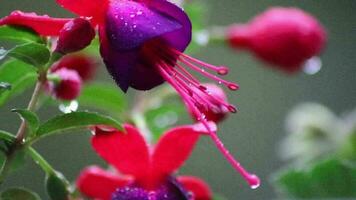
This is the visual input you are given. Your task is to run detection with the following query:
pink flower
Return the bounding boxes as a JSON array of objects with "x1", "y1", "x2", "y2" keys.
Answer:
[
  {"x1": 77, "y1": 124, "x2": 213, "y2": 200},
  {"x1": 48, "y1": 68, "x2": 82, "y2": 101},
  {"x1": 226, "y1": 7, "x2": 327, "y2": 73}
]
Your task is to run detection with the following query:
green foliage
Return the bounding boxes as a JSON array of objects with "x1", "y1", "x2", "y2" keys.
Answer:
[
  {"x1": 274, "y1": 158, "x2": 356, "y2": 198},
  {"x1": 35, "y1": 111, "x2": 122, "y2": 141},
  {"x1": 0, "y1": 188, "x2": 41, "y2": 200},
  {"x1": 4, "y1": 43, "x2": 50, "y2": 67},
  {"x1": 0, "y1": 25, "x2": 42, "y2": 44},
  {"x1": 0, "y1": 60, "x2": 37, "y2": 107},
  {"x1": 78, "y1": 82, "x2": 127, "y2": 115},
  {"x1": 12, "y1": 109, "x2": 39, "y2": 136},
  {"x1": 45, "y1": 172, "x2": 69, "y2": 200},
  {"x1": 0, "y1": 130, "x2": 15, "y2": 142},
  {"x1": 0, "y1": 82, "x2": 11, "y2": 95}
]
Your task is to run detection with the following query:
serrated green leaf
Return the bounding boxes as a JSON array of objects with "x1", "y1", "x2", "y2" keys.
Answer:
[
  {"x1": 6, "y1": 43, "x2": 50, "y2": 67},
  {"x1": 0, "y1": 59, "x2": 37, "y2": 107},
  {"x1": 45, "y1": 172, "x2": 69, "y2": 200},
  {"x1": 274, "y1": 158, "x2": 356, "y2": 198},
  {"x1": 35, "y1": 111, "x2": 122, "y2": 140},
  {"x1": 12, "y1": 109, "x2": 39, "y2": 135},
  {"x1": 78, "y1": 82, "x2": 127, "y2": 115},
  {"x1": 0, "y1": 188, "x2": 41, "y2": 200},
  {"x1": 0, "y1": 25, "x2": 42, "y2": 44}
]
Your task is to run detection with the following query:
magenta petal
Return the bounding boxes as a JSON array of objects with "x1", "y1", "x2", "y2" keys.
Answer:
[{"x1": 106, "y1": 0, "x2": 182, "y2": 51}]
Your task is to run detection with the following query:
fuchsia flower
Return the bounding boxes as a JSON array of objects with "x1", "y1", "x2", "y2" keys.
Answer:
[
  {"x1": 77, "y1": 124, "x2": 213, "y2": 200},
  {"x1": 226, "y1": 7, "x2": 327, "y2": 73},
  {"x1": 48, "y1": 68, "x2": 82, "y2": 101},
  {"x1": 0, "y1": 0, "x2": 260, "y2": 187},
  {"x1": 52, "y1": 54, "x2": 98, "y2": 82}
]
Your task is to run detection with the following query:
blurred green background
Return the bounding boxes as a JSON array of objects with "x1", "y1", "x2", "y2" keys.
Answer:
[{"x1": 1, "y1": 0, "x2": 356, "y2": 199}]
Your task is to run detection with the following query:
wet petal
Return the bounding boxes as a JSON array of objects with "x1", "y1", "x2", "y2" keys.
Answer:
[
  {"x1": 56, "y1": 0, "x2": 108, "y2": 24},
  {"x1": 92, "y1": 124, "x2": 150, "y2": 178},
  {"x1": 0, "y1": 11, "x2": 71, "y2": 36},
  {"x1": 76, "y1": 166, "x2": 131, "y2": 200},
  {"x1": 152, "y1": 124, "x2": 211, "y2": 177},
  {"x1": 105, "y1": 0, "x2": 182, "y2": 51},
  {"x1": 178, "y1": 176, "x2": 212, "y2": 200}
]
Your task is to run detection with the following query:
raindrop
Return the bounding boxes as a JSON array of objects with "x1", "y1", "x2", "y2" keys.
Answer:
[
  {"x1": 59, "y1": 100, "x2": 79, "y2": 113},
  {"x1": 303, "y1": 56, "x2": 322, "y2": 75}
]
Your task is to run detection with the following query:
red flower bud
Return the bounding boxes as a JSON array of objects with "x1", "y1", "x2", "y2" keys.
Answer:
[
  {"x1": 226, "y1": 7, "x2": 327, "y2": 73},
  {"x1": 52, "y1": 54, "x2": 98, "y2": 82},
  {"x1": 55, "y1": 18, "x2": 95, "y2": 54},
  {"x1": 49, "y1": 68, "x2": 82, "y2": 101},
  {"x1": 190, "y1": 83, "x2": 229, "y2": 123}
]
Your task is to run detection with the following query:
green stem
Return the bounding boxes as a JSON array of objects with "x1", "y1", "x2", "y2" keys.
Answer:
[{"x1": 28, "y1": 147, "x2": 55, "y2": 175}]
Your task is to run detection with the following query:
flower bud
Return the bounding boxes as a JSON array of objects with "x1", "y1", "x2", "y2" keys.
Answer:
[
  {"x1": 49, "y1": 68, "x2": 82, "y2": 101},
  {"x1": 52, "y1": 54, "x2": 97, "y2": 82},
  {"x1": 190, "y1": 83, "x2": 229, "y2": 123},
  {"x1": 55, "y1": 18, "x2": 95, "y2": 54},
  {"x1": 226, "y1": 7, "x2": 327, "y2": 73}
]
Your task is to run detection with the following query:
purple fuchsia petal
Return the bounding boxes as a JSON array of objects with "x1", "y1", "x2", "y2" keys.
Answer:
[
  {"x1": 91, "y1": 124, "x2": 150, "y2": 179},
  {"x1": 0, "y1": 11, "x2": 71, "y2": 36},
  {"x1": 76, "y1": 166, "x2": 131, "y2": 200}
]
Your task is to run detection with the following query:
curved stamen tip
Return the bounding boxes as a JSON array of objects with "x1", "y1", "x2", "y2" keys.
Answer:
[
  {"x1": 247, "y1": 174, "x2": 261, "y2": 189},
  {"x1": 228, "y1": 83, "x2": 240, "y2": 91},
  {"x1": 217, "y1": 66, "x2": 229, "y2": 75},
  {"x1": 228, "y1": 105, "x2": 238, "y2": 113}
]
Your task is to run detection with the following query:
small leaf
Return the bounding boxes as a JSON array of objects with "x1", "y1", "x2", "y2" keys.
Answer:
[
  {"x1": 0, "y1": 130, "x2": 15, "y2": 142},
  {"x1": 274, "y1": 158, "x2": 356, "y2": 198},
  {"x1": 0, "y1": 82, "x2": 11, "y2": 95},
  {"x1": 78, "y1": 82, "x2": 127, "y2": 115},
  {"x1": 45, "y1": 172, "x2": 69, "y2": 200},
  {"x1": 6, "y1": 43, "x2": 50, "y2": 67},
  {"x1": 0, "y1": 188, "x2": 41, "y2": 200},
  {"x1": 35, "y1": 111, "x2": 122, "y2": 140},
  {"x1": 12, "y1": 109, "x2": 40, "y2": 135},
  {"x1": 0, "y1": 25, "x2": 42, "y2": 44},
  {"x1": 0, "y1": 60, "x2": 37, "y2": 107}
]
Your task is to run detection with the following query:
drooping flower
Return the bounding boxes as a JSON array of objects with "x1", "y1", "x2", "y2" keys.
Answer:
[
  {"x1": 226, "y1": 7, "x2": 327, "y2": 73},
  {"x1": 77, "y1": 124, "x2": 213, "y2": 200},
  {"x1": 0, "y1": 0, "x2": 260, "y2": 187},
  {"x1": 47, "y1": 68, "x2": 82, "y2": 100},
  {"x1": 51, "y1": 54, "x2": 98, "y2": 82}
]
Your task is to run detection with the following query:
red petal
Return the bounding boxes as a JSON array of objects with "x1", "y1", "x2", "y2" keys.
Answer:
[
  {"x1": 76, "y1": 166, "x2": 131, "y2": 200},
  {"x1": 178, "y1": 176, "x2": 212, "y2": 200},
  {"x1": 151, "y1": 124, "x2": 210, "y2": 177},
  {"x1": 0, "y1": 11, "x2": 71, "y2": 36},
  {"x1": 56, "y1": 0, "x2": 108, "y2": 24},
  {"x1": 92, "y1": 124, "x2": 150, "y2": 178}
]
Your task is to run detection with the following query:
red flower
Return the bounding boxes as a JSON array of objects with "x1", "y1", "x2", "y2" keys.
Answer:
[
  {"x1": 52, "y1": 54, "x2": 98, "y2": 82},
  {"x1": 77, "y1": 124, "x2": 214, "y2": 200},
  {"x1": 226, "y1": 7, "x2": 327, "y2": 73}
]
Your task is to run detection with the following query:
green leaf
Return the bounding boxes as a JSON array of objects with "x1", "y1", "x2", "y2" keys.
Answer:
[
  {"x1": 12, "y1": 109, "x2": 40, "y2": 135},
  {"x1": 0, "y1": 82, "x2": 11, "y2": 95},
  {"x1": 0, "y1": 188, "x2": 41, "y2": 200},
  {"x1": 0, "y1": 25, "x2": 42, "y2": 44},
  {"x1": 0, "y1": 130, "x2": 15, "y2": 142},
  {"x1": 0, "y1": 59, "x2": 37, "y2": 107},
  {"x1": 35, "y1": 111, "x2": 122, "y2": 140},
  {"x1": 78, "y1": 82, "x2": 127, "y2": 115},
  {"x1": 45, "y1": 172, "x2": 69, "y2": 200},
  {"x1": 274, "y1": 158, "x2": 356, "y2": 198},
  {"x1": 6, "y1": 43, "x2": 50, "y2": 67}
]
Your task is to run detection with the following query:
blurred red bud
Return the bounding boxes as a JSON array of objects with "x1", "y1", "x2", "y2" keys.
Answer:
[
  {"x1": 49, "y1": 68, "x2": 82, "y2": 101},
  {"x1": 55, "y1": 18, "x2": 95, "y2": 54},
  {"x1": 52, "y1": 54, "x2": 98, "y2": 82},
  {"x1": 226, "y1": 7, "x2": 327, "y2": 73}
]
